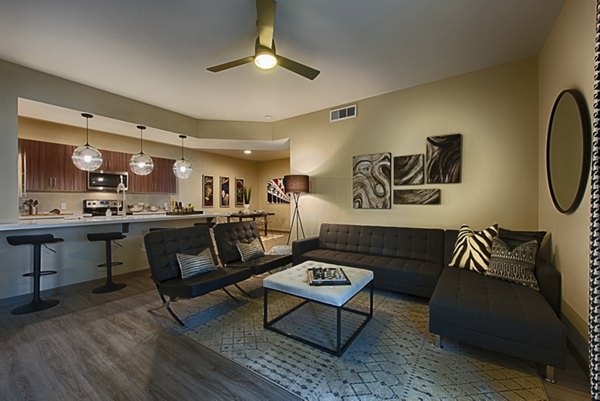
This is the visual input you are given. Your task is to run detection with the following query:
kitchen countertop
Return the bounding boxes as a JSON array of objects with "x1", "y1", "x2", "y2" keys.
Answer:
[{"x1": 0, "y1": 212, "x2": 229, "y2": 232}]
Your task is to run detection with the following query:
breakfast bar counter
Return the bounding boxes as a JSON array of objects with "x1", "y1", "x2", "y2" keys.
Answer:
[{"x1": 0, "y1": 212, "x2": 229, "y2": 232}]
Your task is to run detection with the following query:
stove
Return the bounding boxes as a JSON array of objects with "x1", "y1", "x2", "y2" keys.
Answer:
[{"x1": 83, "y1": 199, "x2": 122, "y2": 216}]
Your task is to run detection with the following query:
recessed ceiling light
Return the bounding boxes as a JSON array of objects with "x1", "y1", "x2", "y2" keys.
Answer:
[
  {"x1": 265, "y1": 115, "x2": 272, "y2": 119},
  {"x1": 244, "y1": 150, "x2": 252, "y2": 154}
]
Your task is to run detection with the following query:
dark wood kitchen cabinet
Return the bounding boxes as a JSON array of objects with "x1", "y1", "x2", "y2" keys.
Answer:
[
  {"x1": 19, "y1": 139, "x2": 86, "y2": 192},
  {"x1": 128, "y1": 156, "x2": 176, "y2": 193},
  {"x1": 99, "y1": 149, "x2": 128, "y2": 172}
]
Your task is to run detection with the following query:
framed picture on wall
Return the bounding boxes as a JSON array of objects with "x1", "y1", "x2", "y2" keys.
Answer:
[
  {"x1": 203, "y1": 175, "x2": 214, "y2": 208},
  {"x1": 267, "y1": 177, "x2": 290, "y2": 204},
  {"x1": 235, "y1": 177, "x2": 244, "y2": 206},
  {"x1": 220, "y1": 176, "x2": 230, "y2": 207}
]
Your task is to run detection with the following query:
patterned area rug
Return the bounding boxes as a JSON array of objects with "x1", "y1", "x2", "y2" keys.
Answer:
[{"x1": 166, "y1": 276, "x2": 548, "y2": 401}]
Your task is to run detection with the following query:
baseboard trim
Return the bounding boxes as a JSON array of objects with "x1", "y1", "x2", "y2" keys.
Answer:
[{"x1": 562, "y1": 312, "x2": 589, "y2": 378}]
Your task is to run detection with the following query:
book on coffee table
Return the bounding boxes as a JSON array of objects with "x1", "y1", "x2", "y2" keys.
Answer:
[{"x1": 307, "y1": 267, "x2": 351, "y2": 286}]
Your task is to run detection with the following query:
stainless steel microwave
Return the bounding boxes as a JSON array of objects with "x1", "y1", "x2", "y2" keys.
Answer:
[{"x1": 87, "y1": 171, "x2": 128, "y2": 191}]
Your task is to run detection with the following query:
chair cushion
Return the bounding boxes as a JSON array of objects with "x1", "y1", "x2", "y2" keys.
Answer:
[
  {"x1": 227, "y1": 254, "x2": 292, "y2": 275},
  {"x1": 159, "y1": 267, "x2": 252, "y2": 299},
  {"x1": 176, "y1": 248, "x2": 217, "y2": 279}
]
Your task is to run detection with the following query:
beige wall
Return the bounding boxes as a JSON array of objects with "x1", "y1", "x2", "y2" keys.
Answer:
[
  {"x1": 273, "y1": 58, "x2": 540, "y2": 239},
  {"x1": 257, "y1": 158, "x2": 291, "y2": 232},
  {"x1": 538, "y1": 0, "x2": 595, "y2": 338},
  {"x1": 18, "y1": 117, "x2": 261, "y2": 216}
]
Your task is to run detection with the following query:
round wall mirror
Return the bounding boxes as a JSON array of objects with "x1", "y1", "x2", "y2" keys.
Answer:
[{"x1": 546, "y1": 89, "x2": 591, "y2": 214}]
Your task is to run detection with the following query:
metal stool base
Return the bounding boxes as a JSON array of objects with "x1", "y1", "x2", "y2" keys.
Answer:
[
  {"x1": 92, "y1": 282, "x2": 127, "y2": 294},
  {"x1": 11, "y1": 298, "x2": 59, "y2": 315}
]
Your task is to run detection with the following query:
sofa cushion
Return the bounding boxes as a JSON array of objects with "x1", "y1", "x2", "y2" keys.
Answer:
[
  {"x1": 485, "y1": 238, "x2": 539, "y2": 290},
  {"x1": 318, "y1": 223, "x2": 444, "y2": 264},
  {"x1": 498, "y1": 228, "x2": 547, "y2": 250},
  {"x1": 449, "y1": 223, "x2": 498, "y2": 273},
  {"x1": 299, "y1": 248, "x2": 442, "y2": 295},
  {"x1": 429, "y1": 268, "x2": 565, "y2": 361}
]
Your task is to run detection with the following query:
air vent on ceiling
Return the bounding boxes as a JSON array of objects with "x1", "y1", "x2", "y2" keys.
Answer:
[{"x1": 330, "y1": 104, "x2": 357, "y2": 122}]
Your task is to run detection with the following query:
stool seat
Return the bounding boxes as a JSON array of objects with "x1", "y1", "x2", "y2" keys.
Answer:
[
  {"x1": 7, "y1": 234, "x2": 64, "y2": 246},
  {"x1": 87, "y1": 231, "x2": 127, "y2": 294},
  {"x1": 6, "y1": 233, "x2": 63, "y2": 315},
  {"x1": 87, "y1": 232, "x2": 126, "y2": 242}
]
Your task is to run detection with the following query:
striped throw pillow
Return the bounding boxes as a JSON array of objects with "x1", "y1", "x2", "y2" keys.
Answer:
[
  {"x1": 449, "y1": 223, "x2": 498, "y2": 273},
  {"x1": 236, "y1": 238, "x2": 265, "y2": 262},
  {"x1": 176, "y1": 248, "x2": 217, "y2": 279},
  {"x1": 485, "y1": 238, "x2": 539, "y2": 290}
]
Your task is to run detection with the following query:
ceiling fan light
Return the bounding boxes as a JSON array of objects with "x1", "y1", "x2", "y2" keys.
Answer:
[{"x1": 255, "y1": 52, "x2": 277, "y2": 70}]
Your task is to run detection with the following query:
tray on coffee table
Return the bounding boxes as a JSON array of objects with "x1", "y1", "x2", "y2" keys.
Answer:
[{"x1": 307, "y1": 267, "x2": 351, "y2": 286}]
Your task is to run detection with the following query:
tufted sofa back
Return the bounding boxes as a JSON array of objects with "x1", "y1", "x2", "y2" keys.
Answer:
[
  {"x1": 144, "y1": 225, "x2": 217, "y2": 283},
  {"x1": 213, "y1": 221, "x2": 263, "y2": 265},
  {"x1": 318, "y1": 223, "x2": 445, "y2": 264}
]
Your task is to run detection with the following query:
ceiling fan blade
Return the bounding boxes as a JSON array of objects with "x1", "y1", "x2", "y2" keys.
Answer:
[
  {"x1": 206, "y1": 56, "x2": 255, "y2": 73},
  {"x1": 257, "y1": 0, "x2": 276, "y2": 49},
  {"x1": 278, "y1": 55, "x2": 320, "y2": 80}
]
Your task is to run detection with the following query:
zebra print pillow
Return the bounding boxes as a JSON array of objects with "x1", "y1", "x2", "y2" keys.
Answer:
[
  {"x1": 176, "y1": 248, "x2": 217, "y2": 279},
  {"x1": 449, "y1": 223, "x2": 498, "y2": 273}
]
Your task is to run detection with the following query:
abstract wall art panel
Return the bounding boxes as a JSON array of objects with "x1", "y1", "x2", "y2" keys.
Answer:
[
  {"x1": 203, "y1": 175, "x2": 214, "y2": 208},
  {"x1": 393, "y1": 189, "x2": 441, "y2": 205},
  {"x1": 267, "y1": 177, "x2": 290, "y2": 204},
  {"x1": 426, "y1": 133, "x2": 462, "y2": 183},
  {"x1": 352, "y1": 152, "x2": 391, "y2": 209},
  {"x1": 393, "y1": 154, "x2": 424, "y2": 185},
  {"x1": 220, "y1": 176, "x2": 230, "y2": 207},
  {"x1": 235, "y1": 177, "x2": 244, "y2": 206}
]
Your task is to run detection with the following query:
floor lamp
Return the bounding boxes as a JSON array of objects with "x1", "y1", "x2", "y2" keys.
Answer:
[{"x1": 284, "y1": 174, "x2": 309, "y2": 245}]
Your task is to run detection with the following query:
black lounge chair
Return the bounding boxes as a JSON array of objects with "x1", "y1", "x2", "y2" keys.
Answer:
[{"x1": 144, "y1": 225, "x2": 252, "y2": 325}]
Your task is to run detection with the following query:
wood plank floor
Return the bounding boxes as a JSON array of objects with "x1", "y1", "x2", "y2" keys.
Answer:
[{"x1": 0, "y1": 232, "x2": 590, "y2": 401}]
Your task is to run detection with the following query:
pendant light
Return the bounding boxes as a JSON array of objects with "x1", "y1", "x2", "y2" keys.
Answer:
[
  {"x1": 129, "y1": 125, "x2": 154, "y2": 175},
  {"x1": 173, "y1": 135, "x2": 193, "y2": 179},
  {"x1": 72, "y1": 113, "x2": 103, "y2": 171}
]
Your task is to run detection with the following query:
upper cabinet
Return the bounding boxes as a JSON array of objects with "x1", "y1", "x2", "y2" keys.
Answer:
[
  {"x1": 128, "y1": 156, "x2": 176, "y2": 193},
  {"x1": 19, "y1": 139, "x2": 86, "y2": 192},
  {"x1": 19, "y1": 139, "x2": 176, "y2": 194},
  {"x1": 100, "y1": 149, "x2": 128, "y2": 172}
]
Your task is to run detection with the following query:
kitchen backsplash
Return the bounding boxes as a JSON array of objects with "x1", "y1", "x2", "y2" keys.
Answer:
[{"x1": 21, "y1": 192, "x2": 173, "y2": 215}]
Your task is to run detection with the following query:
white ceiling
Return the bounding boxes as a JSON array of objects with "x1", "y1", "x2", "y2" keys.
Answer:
[{"x1": 0, "y1": 0, "x2": 562, "y2": 124}]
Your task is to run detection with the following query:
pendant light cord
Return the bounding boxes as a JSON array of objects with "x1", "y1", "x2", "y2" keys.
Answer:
[{"x1": 85, "y1": 116, "x2": 90, "y2": 146}]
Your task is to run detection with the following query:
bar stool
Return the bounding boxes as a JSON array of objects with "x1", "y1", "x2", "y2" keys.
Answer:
[
  {"x1": 87, "y1": 232, "x2": 127, "y2": 293},
  {"x1": 6, "y1": 234, "x2": 63, "y2": 314}
]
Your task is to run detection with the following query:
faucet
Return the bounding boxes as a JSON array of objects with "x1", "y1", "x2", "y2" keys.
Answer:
[{"x1": 116, "y1": 179, "x2": 127, "y2": 216}]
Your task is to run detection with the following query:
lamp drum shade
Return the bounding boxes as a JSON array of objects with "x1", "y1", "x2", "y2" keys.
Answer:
[{"x1": 283, "y1": 174, "x2": 309, "y2": 194}]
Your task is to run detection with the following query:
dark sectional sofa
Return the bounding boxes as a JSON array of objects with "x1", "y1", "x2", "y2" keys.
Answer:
[{"x1": 292, "y1": 223, "x2": 566, "y2": 378}]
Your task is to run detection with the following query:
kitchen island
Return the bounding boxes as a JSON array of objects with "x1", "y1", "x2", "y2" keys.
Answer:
[{"x1": 0, "y1": 213, "x2": 228, "y2": 302}]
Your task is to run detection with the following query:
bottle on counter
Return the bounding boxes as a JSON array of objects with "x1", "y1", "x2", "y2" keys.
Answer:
[{"x1": 105, "y1": 208, "x2": 112, "y2": 217}]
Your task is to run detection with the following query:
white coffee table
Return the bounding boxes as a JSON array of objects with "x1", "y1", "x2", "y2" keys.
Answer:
[{"x1": 263, "y1": 260, "x2": 373, "y2": 356}]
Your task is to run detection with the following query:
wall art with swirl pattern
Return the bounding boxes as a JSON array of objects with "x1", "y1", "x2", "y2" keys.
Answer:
[
  {"x1": 352, "y1": 152, "x2": 391, "y2": 209},
  {"x1": 426, "y1": 133, "x2": 462, "y2": 184}
]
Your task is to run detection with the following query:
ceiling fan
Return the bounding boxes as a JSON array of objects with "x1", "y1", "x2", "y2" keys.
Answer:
[{"x1": 206, "y1": 0, "x2": 320, "y2": 80}]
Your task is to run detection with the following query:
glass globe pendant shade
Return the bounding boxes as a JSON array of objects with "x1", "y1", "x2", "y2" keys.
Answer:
[
  {"x1": 130, "y1": 153, "x2": 154, "y2": 176},
  {"x1": 173, "y1": 158, "x2": 193, "y2": 179},
  {"x1": 72, "y1": 144, "x2": 103, "y2": 171},
  {"x1": 173, "y1": 134, "x2": 193, "y2": 179},
  {"x1": 72, "y1": 113, "x2": 103, "y2": 171},
  {"x1": 130, "y1": 125, "x2": 154, "y2": 175}
]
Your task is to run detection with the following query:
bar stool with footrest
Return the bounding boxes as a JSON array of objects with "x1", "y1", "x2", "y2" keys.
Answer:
[
  {"x1": 87, "y1": 232, "x2": 127, "y2": 293},
  {"x1": 6, "y1": 234, "x2": 64, "y2": 314}
]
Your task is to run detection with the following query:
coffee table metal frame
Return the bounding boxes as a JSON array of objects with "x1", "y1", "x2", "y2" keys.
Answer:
[{"x1": 263, "y1": 279, "x2": 373, "y2": 356}]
